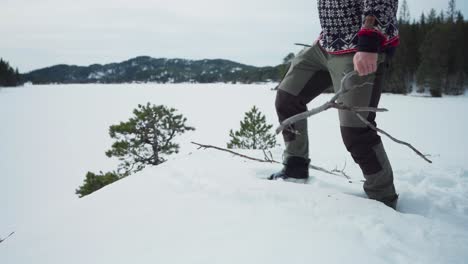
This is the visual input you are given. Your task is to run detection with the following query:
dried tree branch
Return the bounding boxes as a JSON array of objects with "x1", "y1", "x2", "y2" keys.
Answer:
[
  {"x1": 331, "y1": 161, "x2": 351, "y2": 180},
  {"x1": 0, "y1": 232, "x2": 15, "y2": 244},
  {"x1": 353, "y1": 112, "x2": 433, "y2": 163},
  {"x1": 191, "y1": 141, "x2": 354, "y2": 182},
  {"x1": 330, "y1": 102, "x2": 388, "y2": 113},
  {"x1": 275, "y1": 71, "x2": 432, "y2": 164},
  {"x1": 294, "y1": 43, "x2": 314, "y2": 48},
  {"x1": 275, "y1": 72, "x2": 374, "y2": 135},
  {"x1": 192, "y1": 142, "x2": 276, "y2": 163},
  {"x1": 262, "y1": 149, "x2": 275, "y2": 162}
]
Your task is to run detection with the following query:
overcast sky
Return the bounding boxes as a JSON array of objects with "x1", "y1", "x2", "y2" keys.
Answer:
[{"x1": 2, "y1": 0, "x2": 467, "y2": 72}]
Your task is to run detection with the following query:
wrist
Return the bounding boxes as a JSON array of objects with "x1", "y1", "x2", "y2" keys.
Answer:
[{"x1": 357, "y1": 29, "x2": 384, "y2": 53}]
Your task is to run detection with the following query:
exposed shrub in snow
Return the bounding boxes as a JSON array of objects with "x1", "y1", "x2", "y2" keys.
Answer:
[
  {"x1": 75, "y1": 171, "x2": 120, "y2": 198},
  {"x1": 105, "y1": 103, "x2": 195, "y2": 175},
  {"x1": 227, "y1": 106, "x2": 277, "y2": 150}
]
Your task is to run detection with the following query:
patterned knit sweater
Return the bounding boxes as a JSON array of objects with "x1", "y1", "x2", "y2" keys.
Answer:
[{"x1": 317, "y1": 0, "x2": 399, "y2": 54}]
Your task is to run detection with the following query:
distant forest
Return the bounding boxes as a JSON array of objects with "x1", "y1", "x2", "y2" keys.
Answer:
[
  {"x1": 0, "y1": 59, "x2": 21, "y2": 87},
  {"x1": 385, "y1": 0, "x2": 467, "y2": 96}
]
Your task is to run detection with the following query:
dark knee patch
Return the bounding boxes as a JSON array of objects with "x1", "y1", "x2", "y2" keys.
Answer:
[
  {"x1": 275, "y1": 70, "x2": 332, "y2": 120},
  {"x1": 275, "y1": 90, "x2": 306, "y2": 122},
  {"x1": 301, "y1": 70, "x2": 333, "y2": 101},
  {"x1": 275, "y1": 70, "x2": 332, "y2": 142},
  {"x1": 341, "y1": 126, "x2": 382, "y2": 175},
  {"x1": 275, "y1": 90, "x2": 305, "y2": 142}
]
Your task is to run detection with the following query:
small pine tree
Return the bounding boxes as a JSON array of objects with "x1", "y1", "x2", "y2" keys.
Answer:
[
  {"x1": 283, "y1": 53, "x2": 295, "y2": 64},
  {"x1": 399, "y1": 0, "x2": 410, "y2": 24},
  {"x1": 447, "y1": 0, "x2": 456, "y2": 22},
  {"x1": 428, "y1": 8, "x2": 437, "y2": 24},
  {"x1": 227, "y1": 106, "x2": 277, "y2": 150},
  {"x1": 75, "y1": 171, "x2": 120, "y2": 198},
  {"x1": 105, "y1": 103, "x2": 195, "y2": 175}
]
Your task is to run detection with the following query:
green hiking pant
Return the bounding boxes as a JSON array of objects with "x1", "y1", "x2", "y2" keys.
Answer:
[{"x1": 275, "y1": 42, "x2": 397, "y2": 201}]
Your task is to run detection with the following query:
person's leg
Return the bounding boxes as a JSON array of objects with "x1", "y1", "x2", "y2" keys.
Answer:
[
  {"x1": 273, "y1": 43, "x2": 332, "y2": 179},
  {"x1": 327, "y1": 53, "x2": 397, "y2": 205}
]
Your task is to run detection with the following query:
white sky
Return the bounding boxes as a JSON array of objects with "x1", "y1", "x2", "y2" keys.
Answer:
[{"x1": 1, "y1": 0, "x2": 467, "y2": 72}]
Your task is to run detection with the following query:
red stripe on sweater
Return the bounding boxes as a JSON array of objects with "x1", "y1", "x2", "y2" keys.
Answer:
[
  {"x1": 324, "y1": 36, "x2": 399, "y2": 55},
  {"x1": 357, "y1": 28, "x2": 386, "y2": 39}
]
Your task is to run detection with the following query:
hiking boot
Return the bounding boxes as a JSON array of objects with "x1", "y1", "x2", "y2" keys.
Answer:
[
  {"x1": 268, "y1": 156, "x2": 310, "y2": 183},
  {"x1": 379, "y1": 194, "x2": 399, "y2": 210}
]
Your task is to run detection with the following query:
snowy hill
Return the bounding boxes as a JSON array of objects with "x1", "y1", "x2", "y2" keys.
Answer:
[
  {"x1": 1, "y1": 84, "x2": 467, "y2": 263},
  {"x1": 22, "y1": 56, "x2": 280, "y2": 84}
]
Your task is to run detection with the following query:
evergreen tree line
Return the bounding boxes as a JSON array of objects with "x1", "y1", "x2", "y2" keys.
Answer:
[
  {"x1": 386, "y1": 0, "x2": 467, "y2": 96},
  {"x1": 0, "y1": 58, "x2": 21, "y2": 87}
]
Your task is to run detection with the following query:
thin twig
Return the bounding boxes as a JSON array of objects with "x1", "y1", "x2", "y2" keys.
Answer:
[
  {"x1": 191, "y1": 142, "x2": 354, "y2": 181},
  {"x1": 263, "y1": 150, "x2": 275, "y2": 162},
  {"x1": 192, "y1": 142, "x2": 276, "y2": 163},
  {"x1": 294, "y1": 43, "x2": 313, "y2": 48},
  {"x1": 308, "y1": 163, "x2": 348, "y2": 179},
  {"x1": 0, "y1": 232, "x2": 15, "y2": 244},
  {"x1": 353, "y1": 113, "x2": 433, "y2": 163},
  {"x1": 332, "y1": 161, "x2": 351, "y2": 180}
]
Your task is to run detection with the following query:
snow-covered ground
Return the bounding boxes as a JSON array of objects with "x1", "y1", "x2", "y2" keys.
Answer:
[{"x1": 0, "y1": 84, "x2": 467, "y2": 263}]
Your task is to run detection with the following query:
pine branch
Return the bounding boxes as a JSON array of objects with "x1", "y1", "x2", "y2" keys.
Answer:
[
  {"x1": 161, "y1": 129, "x2": 177, "y2": 152},
  {"x1": 191, "y1": 142, "x2": 354, "y2": 182},
  {"x1": 275, "y1": 71, "x2": 432, "y2": 164}
]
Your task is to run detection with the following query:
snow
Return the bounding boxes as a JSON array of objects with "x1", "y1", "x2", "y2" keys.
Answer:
[
  {"x1": 88, "y1": 71, "x2": 106, "y2": 79},
  {"x1": 230, "y1": 67, "x2": 243, "y2": 73},
  {"x1": 158, "y1": 70, "x2": 169, "y2": 77},
  {"x1": 0, "y1": 84, "x2": 467, "y2": 263}
]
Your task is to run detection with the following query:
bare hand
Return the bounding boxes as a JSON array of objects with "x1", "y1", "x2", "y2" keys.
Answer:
[{"x1": 353, "y1": 52, "x2": 378, "y2": 76}]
